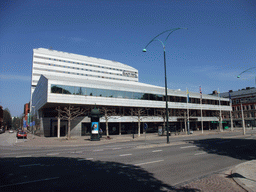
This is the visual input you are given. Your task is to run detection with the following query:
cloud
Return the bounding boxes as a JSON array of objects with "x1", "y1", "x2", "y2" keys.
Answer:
[{"x1": 0, "y1": 74, "x2": 30, "y2": 81}]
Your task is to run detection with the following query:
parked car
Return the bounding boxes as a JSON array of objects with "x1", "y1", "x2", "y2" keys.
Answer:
[
  {"x1": 0, "y1": 128, "x2": 5, "y2": 134},
  {"x1": 9, "y1": 130, "x2": 14, "y2": 133},
  {"x1": 17, "y1": 131, "x2": 27, "y2": 139}
]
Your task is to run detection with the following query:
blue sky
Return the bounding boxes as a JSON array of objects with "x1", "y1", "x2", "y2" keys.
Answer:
[{"x1": 1, "y1": 0, "x2": 255, "y2": 117}]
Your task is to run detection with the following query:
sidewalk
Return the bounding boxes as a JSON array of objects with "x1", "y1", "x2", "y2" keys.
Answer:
[
  {"x1": 17, "y1": 129, "x2": 246, "y2": 148},
  {"x1": 15, "y1": 129, "x2": 256, "y2": 191},
  {"x1": 232, "y1": 160, "x2": 256, "y2": 192},
  {"x1": 14, "y1": 130, "x2": 219, "y2": 148}
]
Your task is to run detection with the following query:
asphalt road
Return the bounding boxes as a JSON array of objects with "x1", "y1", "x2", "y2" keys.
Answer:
[{"x1": 0, "y1": 131, "x2": 255, "y2": 191}]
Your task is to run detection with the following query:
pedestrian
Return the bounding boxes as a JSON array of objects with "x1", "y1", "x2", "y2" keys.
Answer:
[{"x1": 100, "y1": 128, "x2": 103, "y2": 138}]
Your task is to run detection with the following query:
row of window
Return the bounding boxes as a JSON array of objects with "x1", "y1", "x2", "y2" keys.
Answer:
[
  {"x1": 233, "y1": 104, "x2": 255, "y2": 111},
  {"x1": 226, "y1": 112, "x2": 255, "y2": 119},
  {"x1": 34, "y1": 61, "x2": 125, "y2": 77},
  {"x1": 33, "y1": 67, "x2": 132, "y2": 82},
  {"x1": 34, "y1": 55, "x2": 137, "y2": 75},
  {"x1": 51, "y1": 84, "x2": 230, "y2": 106},
  {"x1": 232, "y1": 96, "x2": 256, "y2": 104},
  {"x1": 43, "y1": 105, "x2": 228, "y2": 118}
]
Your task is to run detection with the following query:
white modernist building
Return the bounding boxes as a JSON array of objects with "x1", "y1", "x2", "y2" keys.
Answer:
[{"x1": 31, "y1": 48, "x2": 231, "y2": 137}]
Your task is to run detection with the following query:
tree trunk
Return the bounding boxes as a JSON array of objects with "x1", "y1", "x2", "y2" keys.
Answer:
[
  {"x1": 106, "y1": 119, "x2": 109, "y2": 136},
  {"x1": 67, "y1": 119, "x2": 71, "y2": 140},
  {"x1": 57, "y1": 116, "x2": 60, "y2": 138},
  {"x1": 138, "y1": 119, "x2": 140, "y2": 137}
]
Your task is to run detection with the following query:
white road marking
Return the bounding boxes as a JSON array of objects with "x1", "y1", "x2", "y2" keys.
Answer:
[
  {"x1": 0, "y1": 177, "x2": 59, "y2": 188},
  {"x1": 134, "y1": 160, "x2": 164, "y2": 166},
  {"x1": 46, "y1": 153, "x2": 59, "y2": 156},
  {"x1": 16, "y1": 155, "x2": 32, "y2": 158},
  {"x1": 119, "y1": 154, "x2": 132, "y2": 156},
  {"x1": 194, "y1": 152, "x2": 207, "y2": 156},
  {"x1": 152, "y1": 150, "x2": 162, "y2": 152},
  {"x1": 93, "y1": 149, "x2": 104, "y2": 152},
  {"x1": 180, "y1": 146, "x2": 196, "y2": 149},
  {"x1": 78, "y1": 158, "x2": 93, "y2": 161},
  {"x1": 71, "y1": 151, "x2": 83, "y2": 154},
  {"x1": 19, "y1": 164, "x2": 41, "y2": 167}
]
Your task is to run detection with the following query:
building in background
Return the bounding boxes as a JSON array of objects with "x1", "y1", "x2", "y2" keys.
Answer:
[
  {"x1": 31, "y1": 48, "x2": 231, "y2": 137},
  {"x1": 220, "y1": 87, "x2": 256, "y2": 128}
]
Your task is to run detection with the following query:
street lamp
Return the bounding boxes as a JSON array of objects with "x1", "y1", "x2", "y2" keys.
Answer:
[
  {"x1": 237, "y1": 67, "x2": 256, "y2": 84},
  {"x1": 240, "y1": 99, "x2": 246, "y2": 135},
  {"x1": 143, "y1": 28, "x2": 187, "y2": 143}
]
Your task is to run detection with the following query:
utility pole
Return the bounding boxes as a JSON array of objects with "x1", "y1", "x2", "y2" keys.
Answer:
[
  {"x1": 241, "y1": 100, "x2": 246, "y2": 135},
  {"x1": 230, "y1": 101, "x2": 234, "y2": 132}
]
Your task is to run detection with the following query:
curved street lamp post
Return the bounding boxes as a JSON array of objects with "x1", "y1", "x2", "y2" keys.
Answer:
[
  {"x1": 143, "y1": 28, "x2": 187, "y2": 143},
  {"x1": 237, "y1": 67, "x2": 256, "y2": 84}
]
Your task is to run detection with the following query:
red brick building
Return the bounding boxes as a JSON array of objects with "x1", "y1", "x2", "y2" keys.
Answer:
[{"x1": 220, "y1": 87, "x2": 256, "y2": 128}]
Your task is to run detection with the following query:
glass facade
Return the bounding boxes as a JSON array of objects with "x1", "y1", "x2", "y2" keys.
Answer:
[{"x1": 51, "y1": 84, "x2": 229, "y2": 106}]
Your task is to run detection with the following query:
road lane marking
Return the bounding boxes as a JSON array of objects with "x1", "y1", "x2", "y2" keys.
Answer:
[
  {"x1": 180, "y1": 146, "x2": 196, "y2": 149},
  {"x1": 77, "y1": 159, "x2": 85, "y2": 161},
  {"x1": 78, "y1": 158, "x2": 93, "y2": 161},
  {"x1": 194, "y1": 152, "x2": 207, "y2": 156},
  {"x1": 16, "y1": 155, "x2": 32, "y2": 158},
  {"x1": 0, "y1": 177, "x2": 60, "y2": 188},
  {"x1": 46, "y1": 153, "x2": 59, "y2": 156},
  {"x1": 119, "y1": 154, "x2": 132, "y2": 156},
  {"x1": 93, "y1": 149, "x2": 104, "y2": 152},
  {"x1": 71, "y1": 151, "x2": 83, "y2": 154},
  {"x1": 19, "y1": 164, "x2": 41, "y2": 167},
  {"x1": 152, "y1": 150, "x2": 162, "y2": 152},
  {"x1": 134, "y1": 160, "x2": 164, "y2": 166}
]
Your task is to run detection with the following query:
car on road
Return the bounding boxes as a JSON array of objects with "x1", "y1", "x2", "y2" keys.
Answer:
[
  {"x1": 9, "y1": 130, "x2": 14, "y2": 133},
  {"x1": 17, "y1": 131, "x2": 27, "y2": 139}
]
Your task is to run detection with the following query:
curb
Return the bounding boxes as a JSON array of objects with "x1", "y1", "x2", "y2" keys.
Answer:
[{"x1": 231, "y1": 160, "x2": 256, "y2": 192}]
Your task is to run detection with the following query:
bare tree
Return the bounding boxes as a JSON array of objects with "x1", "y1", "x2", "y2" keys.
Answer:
[
  {"x1": 56, "y1": 105, "x2": 86, "y2": 140},
  {"x1": 130, "y1": 108, "x2": 146, "y2": 137},
  {"x1": 100, "y1": 107, "x2": 117, "y2": 137},
  {"x1": 156, "y1": 109, "x2": 167, "y2": 135}
]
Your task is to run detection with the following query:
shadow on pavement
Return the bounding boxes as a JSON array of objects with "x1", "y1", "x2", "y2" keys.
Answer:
[
  {"x1": 227, "y1": 173, "x2": 256, "y2": 182},
  {"x1": 188, "y1": 138, "x2": 256, "y2": 160},
  {"x1": 0, "y1": 157, "x2": 200, "y2": 192}
]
